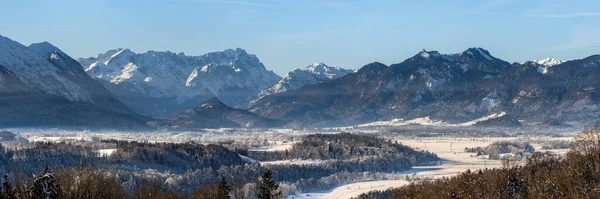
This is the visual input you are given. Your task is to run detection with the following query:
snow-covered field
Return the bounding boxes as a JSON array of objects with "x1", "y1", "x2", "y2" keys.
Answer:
[
  {"x1": 249, "y1": 141, "x2": 296, "y2": 152},
  {"x1": 260, "y1": 159, "x2": 325, "y2": 166},
  {"x1": 291, "y1": 136, "x2": 571, "y2": 199},
  {"x1": 293, "y1": 180, "x2": 410, "y2": 199},
  {"x1": 97, "y1": 149, "x2": 116, "y2": 157},
  {"x1": 357, "y1": 112, "x2": 507, "y2": 127},
  {"x1": 6, "y1": 128, "x2": 573, "y2": 199}
]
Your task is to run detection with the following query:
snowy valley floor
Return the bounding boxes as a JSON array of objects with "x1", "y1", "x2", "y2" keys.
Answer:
[
  {"x1": 291, "y1": 137, "x2": 572, "y2": 199},
  {"x1": 8, "y1": 128, "x2": 575, "y2": 199}
]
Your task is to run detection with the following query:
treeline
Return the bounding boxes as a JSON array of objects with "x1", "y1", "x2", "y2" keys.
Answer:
[
  {"x1": 0, "y1": 133, "x2": 437, "y2": 197},
  {"x1": 464, "y1": 141, "x2": 534, "y2": 160},
  {"x1": 248, "y1": 133, "x2": 438, "y2": 165},
  {"x1": 105, "y1": 140, "x2": 245, "y2": 171},
  {"x1": 0, "y1": 140, "x2": 244, "y2": 174},
  {"x1": 0, "y1": 166, "x2": 282, "y2": 199},
  {"x1": 540, "y1": 140, "x2": 573, "y2": 149},
  {"x1": 358, "y1": 127, "x2": 600, "y2": 199}
]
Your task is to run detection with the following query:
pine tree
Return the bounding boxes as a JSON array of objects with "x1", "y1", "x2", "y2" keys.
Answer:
[
  {"x1": 257, "y1": 169, "x2": 280, "y2": 199},
  {"x1": 216, "y1": 176, "x2": 230, "y2": 199},
  {"x1": 28, "y1": 166, "x2": 58, "y2": 199},
  {"x1": 2, "y1": 173, "x2": 15, "y2": 199}
]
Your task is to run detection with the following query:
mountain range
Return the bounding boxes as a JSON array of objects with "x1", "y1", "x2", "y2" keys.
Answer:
[
  {"x1": 250, "y1": 62, "x2": 354, "y2": 105},
  {"x1": 2, "y1": 33, "x2": 599, "y2": 129},
  {"x1": 79, "y1": 48, "x2": 281, "y2": 118},
  {"x1": 249, "y1": 48, "x2": 600, "y2": 128}
]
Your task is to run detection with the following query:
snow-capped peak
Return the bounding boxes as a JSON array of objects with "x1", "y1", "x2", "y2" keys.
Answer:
[
  {"x1": 103, "y1": 48, "x2": 133, "y2": 65},
  {"x1": 79, "y1": 47, "x2": 281, "y2": 117},
  {"x1": 223, "y1": 48, "x2": 247, "y2": 58},
  {"x1": 535, "y1": 58, "x2": 564, "y2": 67},
  {"x1": 533, "y1": 58, "x2": 564, "y2": 74},
  {"x1": 251, "y1": 62, "x2": 354, "y2": 104},
  {"x1": 418, "y1": 49, "x2": 441, "y2": 58},
  {"x1": 306, "y1": 62, "x2": 332, "y2": 75},
  {"x1": 308, "y1": 62, "x2": 326, "y2": 68},
  {"x1": 303, "y1": 62, "x2": 352, "y2": 79}
]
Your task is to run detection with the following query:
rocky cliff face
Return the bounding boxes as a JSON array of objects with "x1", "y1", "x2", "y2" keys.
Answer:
[
  {"x1": 79, "y1": 48, "x2": 280, "y2": 118},
  {"x1": 251, "y1": 62, "x2": 353, "y2": 105}
]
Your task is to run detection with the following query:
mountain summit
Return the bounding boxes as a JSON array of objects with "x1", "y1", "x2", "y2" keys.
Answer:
[
  {"x1": 249, "y1": 48, "x2": 521, "y2": 127},
  {"x1": 79, "y1": 48, "x2": 281, "y2": 118},
  {"x1": 0, "y1": 35, "x2": 146, "y2": 129},
  {"x1": 251, "y1": 62, "x2": 353, "y2": 104}
]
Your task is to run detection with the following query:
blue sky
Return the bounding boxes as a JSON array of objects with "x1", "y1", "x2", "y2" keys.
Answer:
[{"x1": 1, "y1": 0, "x2": 599, "y2": 75}]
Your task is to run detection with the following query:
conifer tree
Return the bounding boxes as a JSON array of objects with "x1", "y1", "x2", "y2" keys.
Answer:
[
  {"x1": 217, "y1": 176, "x2": 230, "y2": 199},
  {"x1": 1, "y1": 173, "x2": 15, "y2": 199},
  {"x1": 28, "y1": 166, "x2": 58, "y2": 199},
  {"x1": 257, "y1": 169, "x2": 280, "y2": 199}
]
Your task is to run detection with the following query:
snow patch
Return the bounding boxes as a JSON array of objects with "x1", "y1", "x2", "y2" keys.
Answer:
[
  {"x1": 419, "y1": 50, "x2": 441, "y2": 59},
  {"x1": 111, "y1": 63, "x2": 139, "y2": 84},
  {"x1": 535, "y1": 58, "x2": 564, "y2": 66},
  {"x1": 357, "y1": 112, "x2": 507, "y2": 127},
  {"x1": 248, "y1": 141, "x2": 295, "y2": 152},
  {"x1": 460, "y1": 64, "x2": 469, "y2": 72},
  {"x1": 466, "y1": 50, "x2": 474, "y2": 56},
  {"x1": 200, "y1": 64, "x2": 209, "y2": 72},
  {"x1": 535, "y1": 58, "x2": 564, "y2": 74},
  {"x1": 475, "y1": 48, "x2": 493, "y2": 61},
  {"x1": 104, "y1": 48, "x2": 126, "y2": 65},
  {"x1": 97, "y1": 149, "x2": 116, "y2": 157},
  {"x1": 50, "y1": 53, "x2": 60, "y2": 60},
  {"x1": 260, "y1": 159, "x2": 324, "y2": 166},
  {"x1": 186, "y1": 68, "x2": 199, "y2": 87},
  {"x1": 481, "y1": 97, "x2": 494, "y2": 110}
]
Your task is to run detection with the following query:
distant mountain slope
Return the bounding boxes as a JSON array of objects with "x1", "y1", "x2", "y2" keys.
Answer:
[
  {"x1": 150, "y1": 98, "x2": 284, "y2": 129},
  {"x1": 0, "y1": 35, "x2": 147, "y2": 129},
  {"x1": 250, "y1": 48, "x2": 600, "y2": 128},
  {"x1": 473, "y1": 115, "x2": 523, "y2": 127},
  {"x1": 432, "y1": 55, "x2": 600, "y2": 125},
  {"x1": 79, "y1": 48, "x2": 281, "y2": 118},
  {"x1": 251, "y1": 62, "x2": 353, "y2": 105},
  {"x1": 250, "y1": 48, "x2": 514, "y2": 127},
  {"x1": 534, "y1": 58, "x2": 564, "y2": 74}
]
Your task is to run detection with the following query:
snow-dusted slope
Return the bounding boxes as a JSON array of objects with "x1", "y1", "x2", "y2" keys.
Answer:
[
  {"x1": 250, "y1": 48, "x2": 516, "y2": 127},
  {"x1": 0, "y1": 36, "x2": 93, "y2": 102},
  {"x1": 534, "y1": 58, "x2": 564, "y2": 74},
  {"x1": 79, "y1": 48, "x2": 281, "y2": 118},
  {"x1": 252, "y1": 62, "x2": 353, "y2": 103},
  {"x1": 536, "y1": 58, "x2": 564, "y2": 66},
  {"x1": 0, "y1": 34, "x2": 146, "y2": 129}
]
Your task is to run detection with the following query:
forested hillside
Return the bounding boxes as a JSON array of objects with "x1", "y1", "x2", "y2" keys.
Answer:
[
  {"x1": 249, "y1": 133, "x2": 437, "y2": 165},
  {"x1": 0, "y1": 133, "x2": 435, "y2": 198},
  {"x1": 358, "y1": 127, "x2": 600, "y2": 199}
]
